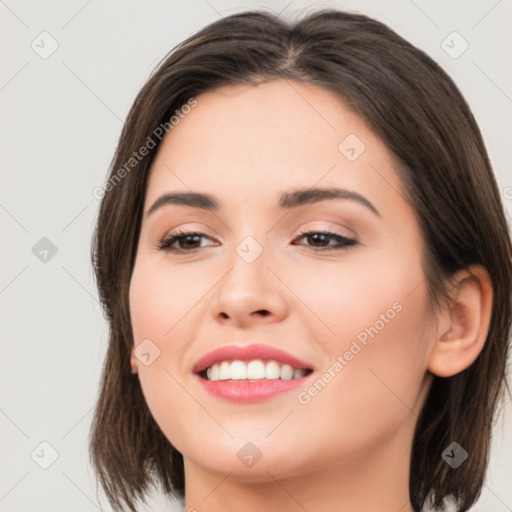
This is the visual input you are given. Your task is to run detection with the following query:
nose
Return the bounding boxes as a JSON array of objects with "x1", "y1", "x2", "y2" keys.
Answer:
[{"x1": 210, "y1": 242, "x2": 289, "y2": 328}]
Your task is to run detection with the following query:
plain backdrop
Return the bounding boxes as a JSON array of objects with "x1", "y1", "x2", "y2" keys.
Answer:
[{"x1": 1, "y1": 1, "x2": 511, "y2": 511}]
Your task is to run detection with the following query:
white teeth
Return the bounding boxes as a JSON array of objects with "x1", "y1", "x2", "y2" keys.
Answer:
[
  {"x1": 293, "y1": 368, "x2": 306, "y2": 379},
  {"x1": 280, "y1": 364, "x2": 294, "y2": 380},
  {"x1": 246, "y1": 359, "x2": 266, "y2": 379},
  {"x1": 230, "y1": 360, "x2": 246, "y2": 380},
  {"x1": 265, "y1": 360, "x2": 281, "y2": 379},
  {"x1": 219, "y1": 361, "x2": 230, "y2": 380},
  {"x1": 204, "y1": 359, "x2": 310, "y2": 381}
]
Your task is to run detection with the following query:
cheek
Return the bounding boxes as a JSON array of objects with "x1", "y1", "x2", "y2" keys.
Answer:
[
  {"x1": 129, "y1": 259, "x2": 203, "y2": 343},
  {"x1": 291, "y1": 241, "x2": 431, "y2": 425},
  {"x1": 129, "y1": 261, "x2": 202, "y2": 451},
  {"x1": 294, "y1": 265, "x2": 432, "y2": 454},
  {"x1": 287, "y1": 239, "x2": 428, "y2": 354}
]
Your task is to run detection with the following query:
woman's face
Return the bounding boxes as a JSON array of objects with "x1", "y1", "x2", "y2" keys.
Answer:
[{"x1": 129, "y1": 80, "x2": 435, "y2": 484}]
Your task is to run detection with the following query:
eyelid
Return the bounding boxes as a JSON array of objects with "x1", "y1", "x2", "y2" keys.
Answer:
[
  {"x1": 161, "y1": 223, "x2": 216, "y2": 239},
  {"x1": 160, "y1": 221, "x2": 354, "y2": 242},
  {"x1": 297, "y1": 220, "x2": 356, "y2": 238}
]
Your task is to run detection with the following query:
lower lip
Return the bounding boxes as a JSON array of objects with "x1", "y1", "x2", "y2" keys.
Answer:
[{"x1": 196, "y1": 374, "x2": 311, "y2": 403}]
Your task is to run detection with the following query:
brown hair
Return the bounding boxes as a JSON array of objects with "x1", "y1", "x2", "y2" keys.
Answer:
[{"x1": 89, "y1": 8, "x2": 512, "y2": 512}]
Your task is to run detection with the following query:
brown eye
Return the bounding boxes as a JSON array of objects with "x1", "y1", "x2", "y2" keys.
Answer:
[
  {"x1": 155, "y1": 230, "x2": 215, "y2": 253},
  {"x1": 294, "y1": 230, "x2": 357, "y2": 251}
]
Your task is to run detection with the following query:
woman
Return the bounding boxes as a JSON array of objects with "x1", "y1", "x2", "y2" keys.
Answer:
[{"x1": 89, "y1": 8, "x2": 512, "y2": 512}]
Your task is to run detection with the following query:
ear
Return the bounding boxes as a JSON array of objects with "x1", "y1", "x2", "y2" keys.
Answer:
[
  {"x1": 427, "y1": 265, "x2": 493, "y2": 378},
  {"x1": 130, "y1": 346, "x2": 139, "y2": 374}
]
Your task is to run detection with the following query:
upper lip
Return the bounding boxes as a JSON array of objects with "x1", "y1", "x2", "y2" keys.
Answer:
[{"x1": 192, "y1": 343, "x2": 315, "y2": 374}]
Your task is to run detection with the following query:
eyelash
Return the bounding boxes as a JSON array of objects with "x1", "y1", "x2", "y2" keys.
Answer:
[{"x1": 155, "y1": 228, "x2": 357, "y2": 254}]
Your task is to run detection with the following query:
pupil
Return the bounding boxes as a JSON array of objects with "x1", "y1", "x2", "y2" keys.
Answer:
[
  {"x1": 182, "y1": 235, "x2": 200, "y2": 248},
  {"x1": 309, "y1": 233, "x2": 328, "y2": 246}
]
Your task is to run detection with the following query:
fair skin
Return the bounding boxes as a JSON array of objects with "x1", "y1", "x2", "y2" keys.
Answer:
[{"x1": 129, "y1": 80, "x2": 492, "y2": 512}]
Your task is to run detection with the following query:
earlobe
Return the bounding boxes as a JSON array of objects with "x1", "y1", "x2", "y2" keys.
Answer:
[
  {"x1": 427, "y1": 265, "x2": 493, "y2": 378},
  {"x1": 130, "y1": 347, "x2": 139, "y2": 374}
]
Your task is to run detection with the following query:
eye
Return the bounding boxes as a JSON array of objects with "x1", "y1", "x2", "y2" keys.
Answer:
[
  {"x1": 293, "y1": 229, "x2": 357, "y2": 252},
  {"x1": 155, "y1": 228, "x2": 358, "y2": 254},
  {"x1": 155, "y1": 228, "x2": 216, "y2": 253}
]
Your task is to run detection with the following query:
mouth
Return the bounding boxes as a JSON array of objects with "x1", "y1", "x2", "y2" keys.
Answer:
[
  {"x1": 199, "y1": 359, "x2": 314, "y2": 381},
  {"x1": 192, "y1": 344, "x2": 315, "y2": 403}
]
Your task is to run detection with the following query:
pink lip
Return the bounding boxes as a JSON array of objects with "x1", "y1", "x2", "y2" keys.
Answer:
[
  {"x1": 196, "y1": 376, "x2": 310, "y2": 403},
  {"x1": 192, "y1": 344, "x2": 315, "y2": 404},
  {"x1": 192, "y1": 343, "x2": 314, "y2": 374}
]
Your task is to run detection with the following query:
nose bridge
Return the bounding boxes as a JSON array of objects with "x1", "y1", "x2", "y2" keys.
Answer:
[{"x1": 225, "y1": 232, "x2": 271, "y2": 300}]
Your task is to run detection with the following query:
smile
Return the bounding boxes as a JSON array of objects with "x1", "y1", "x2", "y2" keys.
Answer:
[
  {"x1": 193, "y1": 343, "x2": 315, "y2": 403},
  {"x1": 202, "y1": 359, "x2": 312, "y2": 381}
]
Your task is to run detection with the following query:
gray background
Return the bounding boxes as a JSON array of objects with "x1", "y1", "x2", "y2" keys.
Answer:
[{"x1": 1, "y1": 1, "x2": 511, "y2": 511}]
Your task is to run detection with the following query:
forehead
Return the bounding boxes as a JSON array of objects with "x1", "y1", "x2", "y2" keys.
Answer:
[{"x1": 144, "y1": 80, "x2": 405, "y2": 214}]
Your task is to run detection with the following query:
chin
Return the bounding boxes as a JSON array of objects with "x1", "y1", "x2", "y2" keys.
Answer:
[{"x1": 182, "y1": 435, "x2": 312, "y2": 480}]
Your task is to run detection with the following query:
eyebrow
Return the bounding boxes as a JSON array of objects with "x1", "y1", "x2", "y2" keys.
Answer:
[{"x1": 146, "y1": 187, "x2": 381, "y2": 218}]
